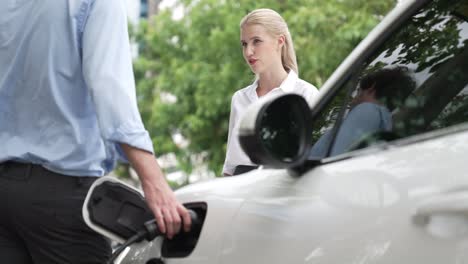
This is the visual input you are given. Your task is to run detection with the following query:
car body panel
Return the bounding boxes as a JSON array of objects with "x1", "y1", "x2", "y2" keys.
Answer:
[
  {"x1": 122, "y1": 125, "x2": 468, "y2": 263},
  {"x1": 223, "y1": 130, "x2": 468, "y2": 263},
  {"x1": 159, "y1": 126, "x2": 468, "y2": 264}
]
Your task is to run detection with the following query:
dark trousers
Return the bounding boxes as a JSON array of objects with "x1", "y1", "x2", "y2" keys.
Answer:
[{"x1": 0, "y1": 161, "x2": 111, "y2": 263}]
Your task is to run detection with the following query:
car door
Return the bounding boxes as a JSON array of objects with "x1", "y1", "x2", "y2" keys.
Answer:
[{"x1": 219, "y1": 0, "x2": 468, "y2": 263}]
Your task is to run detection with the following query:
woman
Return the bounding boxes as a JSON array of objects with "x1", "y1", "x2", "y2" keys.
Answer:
[{"x1": 223, "y1": 8, "x2": 319, "y2": 176}]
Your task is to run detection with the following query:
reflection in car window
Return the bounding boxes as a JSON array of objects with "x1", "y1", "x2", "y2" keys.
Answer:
[
  {"x1": 309, "y1": 0, "x2": 468, "y2": 159},
  {"x1": 307, "y1": 82, "x2": 350, "y2": 159}
]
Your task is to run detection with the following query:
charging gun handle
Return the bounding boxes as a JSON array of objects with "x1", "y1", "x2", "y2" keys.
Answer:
[{"x1": 143, "y1": 209, "x2": 199, "y2": 241}]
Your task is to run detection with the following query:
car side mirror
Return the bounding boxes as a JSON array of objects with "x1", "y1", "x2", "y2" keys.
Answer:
[{"x1": 238, "y1": 94, "x2": 313, "y2": 169}]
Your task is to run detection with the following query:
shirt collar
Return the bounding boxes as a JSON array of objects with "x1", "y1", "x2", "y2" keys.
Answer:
[
  {"x1": 279, "y1": 70, "x2": 299, "y2": 93},
  {"x1": 247, "y1": 78, "x2": 260, "y2": 100},
  {"x1": 247, "y1": 70, "x2": 299, "y2": 100}
]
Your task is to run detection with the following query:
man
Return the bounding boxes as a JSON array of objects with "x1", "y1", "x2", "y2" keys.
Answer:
[
  {"x1": 0, "y1": 0, "x2": 190, "y2": 263},
  {"x1": 309, "y1": 67, "x2": 415, "y2": 157}
]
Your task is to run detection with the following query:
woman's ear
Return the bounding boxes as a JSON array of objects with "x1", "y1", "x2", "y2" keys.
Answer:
[{"x1": 277, "y1": 35, "x2": 285, "y2": 49}]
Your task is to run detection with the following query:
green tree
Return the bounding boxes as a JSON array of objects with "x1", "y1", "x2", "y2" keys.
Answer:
[{"x1": 132, "y1": 0, "x2": 395, "y2": 176}]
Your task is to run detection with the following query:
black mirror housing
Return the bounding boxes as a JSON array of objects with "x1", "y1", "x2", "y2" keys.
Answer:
[{"x1": 238, "y1": 94, "x2": 313, "y2": 169}]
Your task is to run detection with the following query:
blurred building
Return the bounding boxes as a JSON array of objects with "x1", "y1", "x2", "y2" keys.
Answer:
[
  {"x1": 125, "y1": 0, "x2": 162, "y2": 58},
  {"x1": 146, "y1": 0, "x2": 162, "y2": 17},
  {"x1": 126, "y1": 0, "x2": 162, "y2": 24}
]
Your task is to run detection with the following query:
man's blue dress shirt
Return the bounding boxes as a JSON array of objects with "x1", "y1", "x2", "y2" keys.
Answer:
[
  {"x1": 0, "y1": 0, "x2": 154, "y2": 176},
  {"x1": 309, "y1": 102, "x2": 392, "y2": 158}
]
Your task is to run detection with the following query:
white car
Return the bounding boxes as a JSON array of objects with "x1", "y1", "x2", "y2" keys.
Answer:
[{"x1": 85, "y1": 0, "x2": 468, "y2": 263}]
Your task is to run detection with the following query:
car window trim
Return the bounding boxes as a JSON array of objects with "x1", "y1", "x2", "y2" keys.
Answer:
[
  {"x1": 307, "y1": 0, "x2": 431, "y2": 166},
  {"x1": 314, "y1": 0, "x2": 429, "y2": 103}
]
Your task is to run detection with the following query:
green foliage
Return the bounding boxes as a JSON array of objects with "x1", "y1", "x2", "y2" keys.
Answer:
[{"x1": 133, "y1": 0, "x2": 395, "y2": 175}]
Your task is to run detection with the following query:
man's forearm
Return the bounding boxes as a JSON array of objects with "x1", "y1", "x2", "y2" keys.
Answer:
[
  {"x1": 120, "y1": 143, "x2": 166, "y2": 185},
  {"x1": 118, "y1": 143, "x2": 191, "y2": 238}
]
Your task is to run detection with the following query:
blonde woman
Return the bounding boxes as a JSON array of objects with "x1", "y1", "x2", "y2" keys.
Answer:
[{"x1": 223, "y1": 8, "x2": 319, "y2": 176}]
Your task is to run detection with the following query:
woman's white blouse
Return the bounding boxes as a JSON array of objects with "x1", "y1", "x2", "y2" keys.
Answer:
[{"x1": 223, "y1": 71, "x2": 319, "y2": 175}]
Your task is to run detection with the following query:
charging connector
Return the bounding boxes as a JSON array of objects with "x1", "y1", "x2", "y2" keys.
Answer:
[{"x1": 108, "y1": 209, "x2": 199, "y2": 264}]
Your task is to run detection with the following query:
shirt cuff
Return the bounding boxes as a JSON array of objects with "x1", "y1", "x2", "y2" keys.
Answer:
[{"x1": 107, "y1": 125, "x2": 155, "y2": 163}]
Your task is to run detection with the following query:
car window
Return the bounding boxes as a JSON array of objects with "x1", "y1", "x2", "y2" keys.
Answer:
[{"x1": 309, "y1": 0, "x2": 468, "y2": 159}]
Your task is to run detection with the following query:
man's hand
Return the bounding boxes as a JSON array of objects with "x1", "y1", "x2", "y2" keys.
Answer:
[
  {"x1": 120, "y1": 144, "x2": 192, "y2": 239},
  {"x1": 140, "y1": 173, "x2": 191, "y2": 238}
]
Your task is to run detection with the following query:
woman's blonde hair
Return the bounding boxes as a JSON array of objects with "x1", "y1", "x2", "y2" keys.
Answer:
[{"x1": 240, "y1": 8, "x2": 298, "y2": 74}]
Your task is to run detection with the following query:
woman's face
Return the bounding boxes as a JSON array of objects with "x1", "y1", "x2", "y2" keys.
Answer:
[{"x1": 240, "y1": 24, "x2": 283, "y2": 75}]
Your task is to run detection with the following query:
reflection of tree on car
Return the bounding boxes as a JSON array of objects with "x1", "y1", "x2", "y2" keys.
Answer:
[
  {"x1": 308, "y1": 1, "x2": 468, "y2": 159},
  {"x1": 371, "y1": 0, "x2": 468, "y2": 136},
  {"x1": 377, "y1": 0, "x2": 467, "y2": 73}
]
